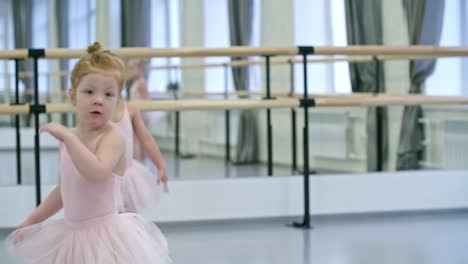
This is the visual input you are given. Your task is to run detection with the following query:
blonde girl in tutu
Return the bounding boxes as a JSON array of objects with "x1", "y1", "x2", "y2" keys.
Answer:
[{"x1": 7, "y1": 42, "x2": 171, "y2": 264}]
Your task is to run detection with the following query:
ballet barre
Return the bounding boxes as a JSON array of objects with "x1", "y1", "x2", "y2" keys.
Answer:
[{"x1": 1, "y1": 94, "x2": 468, "y2": 115}]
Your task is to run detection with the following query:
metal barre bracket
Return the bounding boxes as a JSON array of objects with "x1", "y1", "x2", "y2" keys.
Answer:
[{"x1": 300, "y1": 98, "x2": 315, "y2": 107}]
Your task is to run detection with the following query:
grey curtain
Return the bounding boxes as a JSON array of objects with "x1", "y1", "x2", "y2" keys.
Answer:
[
  {"x1": 121, "y1": 0, "x2": 151, "y2": 96},
  {"x1": 345, "y1": 0, "x2": 387, "y2": 171},
  {"x1": 55, "y1": 0, "x2": 69, "y2": 124},
  {"x1": 228, "y1": 0, "x2": 259, "y2": 164},
  {"x1": 12, "y1": 0, "x2": 34, "y2": 126},
  {"x1": 121, "y1": 0, "x2": 151, "y2": 47},
  {"x1": 397, "y1": 0, "x2": 444, "y2": 170}
]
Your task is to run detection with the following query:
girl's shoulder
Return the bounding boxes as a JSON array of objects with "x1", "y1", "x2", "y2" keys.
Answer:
[
  {"x1": 104, "y1": 125, "x2": 125, "y2": 143},
  {"x1": 94, "y1": 125, "x2": 126, "y2": 151},
  {"x1": 125, "y1": 103, "x2": 141, "y2": 119}
]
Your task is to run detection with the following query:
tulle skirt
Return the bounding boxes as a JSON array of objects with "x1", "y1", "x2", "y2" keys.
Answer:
[
  {"x1": 6, "y1": 212, "x2": 171, "y2": 264},
  {"x1": 119, "y1": 160, "x2": 165, "y2": 213}
]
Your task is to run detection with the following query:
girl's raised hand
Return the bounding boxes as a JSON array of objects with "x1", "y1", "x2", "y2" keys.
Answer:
[
  {"x1": 39, "y1": 123, "x2": 69, "y2": 142},
  {"x1": 157, "y1": 168, "x2": 169, "y2": 192}
]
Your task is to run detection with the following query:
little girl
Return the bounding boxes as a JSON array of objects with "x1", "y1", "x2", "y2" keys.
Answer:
[
  {"x1": 126, "y1": 58, "x2": 150, "y2": 161},
  {"x1": 7, "y1": 42, "x2": 171, "y2": 264},
  {"x1": 113, "y1": 97, "x2": 169, "y2": 213}
]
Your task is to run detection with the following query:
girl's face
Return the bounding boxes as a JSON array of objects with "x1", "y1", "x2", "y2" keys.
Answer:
[{"x1": 70, "y1": 73, "x2": 120, "y2": 129}]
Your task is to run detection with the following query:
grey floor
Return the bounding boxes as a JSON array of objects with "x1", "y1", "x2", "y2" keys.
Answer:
[
  {"x1": 163, "y1": 211, "x2": 468, "y2": 264},
  {"x1": 1, "y1": 210, "x2": 468, "y2": 263}
]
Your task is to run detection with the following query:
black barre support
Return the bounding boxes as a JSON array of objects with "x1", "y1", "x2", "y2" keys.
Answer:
[
  {"x1": 373, "y1": 57, "x2": 384, "y2": 171},
  {"x1": 175, "y1": 111, "x2": 180, "y2": 156},
  {"x1": 223, "y1": 64, "x2": 231, "y2": 163},
  {"x1": 266, "y1": 109, "x2": 272, "y2": 175},
  {"x1": 172, "y1": 67, "x2": 180, "y2": 158},
  {"x1": 292, "y1": 46, "x2": 314, "y2": 229},
  {"x1": 289, "y1": 60, "x2": 297, "y2": 173},
  {"x1": 14, "y1": 59, "x2": 22, "y2": 185},
  {"x1": 263, "y1": 55, "x2": 274, "y2": 176},
  {"x1": 29, "y1": 49, "x2": 45, "y2": 207}
]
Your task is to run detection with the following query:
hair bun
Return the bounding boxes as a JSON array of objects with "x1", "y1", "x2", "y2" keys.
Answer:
[{"x1": 87, "y1": 42, "x2": 102, "y2": 54}]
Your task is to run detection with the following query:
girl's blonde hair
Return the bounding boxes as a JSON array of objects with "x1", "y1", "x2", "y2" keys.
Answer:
[{"x1": 70, "y1": 42, "x2": 126, "y2": 92}]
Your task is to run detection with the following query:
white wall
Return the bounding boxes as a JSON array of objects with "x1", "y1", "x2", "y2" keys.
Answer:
[
  {"x1": 179, "y1": 0, "x2": 206, "y2": 154},
  {"x1": 1, "y1": 170, "x2": 467, "y2": 228},
  {"x1": 382, "y1": 0, "x2": 411, "y2": 171},
  {"x1": 260, "y1": 0, "x2": 294, "y2": 93},
  {"x1": 421, "y1": 106, "x2": 468, "y2": 169}
]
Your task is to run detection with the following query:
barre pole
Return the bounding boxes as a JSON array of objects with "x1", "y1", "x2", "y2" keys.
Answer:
[
  {"x1": 6, "y1": 93, "x2": 468, "y2": 114},
  {"x1": 14, "y1": 59, "x2": 22, "y2": 185},
  {"x1": 31, "y1": 50, "x2": 43, "y2": 207},
  {"x1": 374, "y1": 57, "x2": 384, "y2": 172},
  {"x1": 224, "y1": 63, "x2": 231, "y2": 163},
  {"x1": 172, "y1": 66, "x2": 180, "y2": 157},
  {"x1": 312, "y1": 95, "x2": 468, "y2": 107},
  {"x1": 12, "y1": 94, "x2": 468, "y2": 114},
  {"x1": 293, "y1": 46, "x2": 314, "y2": 229},
  {"x1": 289, "y1": 59, "x2": 298, "y2": 174},
  {"x1": 313, "y1": 46, "x2": 468, "y2": 57},
  {"x1": 43, "y1": 46, "x2": 300, "y2": 59},
  {"x1": 264, "y1": 55, "x2": 274, "y2": 176},
  {"x1": 0, "y1": 49, "x2": 29, "y2": 60}
]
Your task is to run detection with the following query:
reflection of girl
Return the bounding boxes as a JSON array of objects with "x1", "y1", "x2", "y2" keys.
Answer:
[
  {"x1": 127, "y1": 58, "x2": 150, "y2": 161},
  {"x1": 113, "y1": 99, "x2": 169, "y2": 213}
]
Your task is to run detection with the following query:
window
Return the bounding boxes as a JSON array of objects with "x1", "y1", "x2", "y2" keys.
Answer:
[
  {"x1": 148, "y1": 0, "x2": 181, "y2": 94},
  {"x1": 33, "y1": 0, "x2": 50, "y2": 98},
  {"x1": 249, "y1": 0, "x2": 261, "y2": 92},
  {"x1": 204, "y1": 0, "x2": 261, "y2": 93},
  {"x1": 108, "y1": 1, "x2": 121, "y2": 48},
  {"x1": 204, "y1": 0, "x2": 233, "y2": 93},
  {"x1": 68, "y1": 0, "x2": 96, "y2": 87},
  {"x1": 294, "y1": 0, "x2": 350, "y2": 94},
  {"x1": 425, "y1": 0, "x2": 465, "y2": 95},
  {"x1": 0, "y1": 0, "x2": 15, "y2": 103},
  {"x1": 68, "y1": 0, "x2": 95, "y2": 49}
]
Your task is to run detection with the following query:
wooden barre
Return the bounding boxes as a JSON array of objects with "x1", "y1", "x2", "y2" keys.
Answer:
[
  {"x1": 2, "y1": 46, "x2": 468, "y2": 61},
  {"x1": 17, "y1": 70, "x2": 70, "y2": 78},
  {"x1": 45, "y1": 104, "x2": 75, "y2": 113},
  {"x1": 0, "y1": 49, "x2": 29, "y2": 60},
  {"x1": 6, "y1": 53, "x2": 463, "y2": 78},
  {"x1": 128, "y1": 98, "x2": 300, "y2": 111},
  {"x1": 149, "y1": 53, "x2": 460, "y2": 71},
  {"x1": 314, "y1": 46, "x2": 468, "y2": 56},
  {"x1": 40, "y1": 98, "x2": 300, "y2": 113},
  {"x1": 314, "y1": 95, "x2": 468, "y2": 107},
  {"x1": 0, "y1": 104, "x2": 30, "y2": 115},
  {"x1": 1, "y1": 95, "x2": 468, "y2": 115},
  {"x1": 177, "y1": 91, "x2": 374, "y2": 98},
  {"x1": 148, "y1": 56, "x2": 375, "y2": 70},
  {"x1": 43, "y1": 46, "x2": 299, "y2": 59}
]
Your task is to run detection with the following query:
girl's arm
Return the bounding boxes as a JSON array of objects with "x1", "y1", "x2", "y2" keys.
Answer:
[
  {"x1": 129, "y1": 105, "x2": 169, "y2": 191},
  {"x1": 18, "y1": 143, "x2": 65, "y2": 229},
  {"x1": 40, "y1": 123, "x2": 125, "y2": 182},
  {"x1": 17, "y1": 185, "x2": 62, "y2": 229},
  {"x1": 137, "y1": 79, "x2": 150, "y2": 100}
]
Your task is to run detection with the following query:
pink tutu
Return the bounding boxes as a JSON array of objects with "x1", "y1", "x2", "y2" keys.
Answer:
[
  {"x1": 6, "y1": 212, "x2": 171, "y2": 264},
  {"x1": 119, "y1": 160, "x2": 165, "y2": 213}
]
